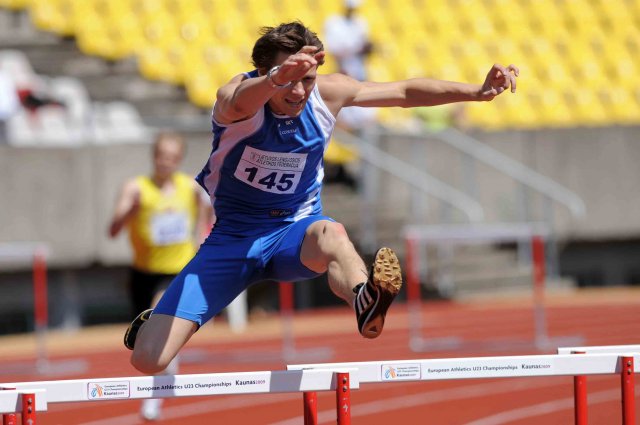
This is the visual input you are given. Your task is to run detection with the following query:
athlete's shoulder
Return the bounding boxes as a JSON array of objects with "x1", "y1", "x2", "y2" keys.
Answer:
[
  {"x1": 318, "y1": 73, "x2": 360, "y2": 94},
  {"x1": 317, "y1": 73, "x2": 361, "y2": 111},
  {"x1": 127, "y1": 176, "x2": 144, "y2": 190}
]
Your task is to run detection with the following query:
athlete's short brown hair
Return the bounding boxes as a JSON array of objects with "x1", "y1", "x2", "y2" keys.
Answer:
[{"x1": 251, "y1": 21, "x2": 324, "y2": 72}]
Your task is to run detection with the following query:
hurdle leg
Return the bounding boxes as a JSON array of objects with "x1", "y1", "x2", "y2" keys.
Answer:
[
  {"x1": 336, "y1": 372, "x2": 351, "y2": 425},
  {"x1": 621, "y1": 356, "x2": 636, "y2": 425},
  {"x1": 572, "y1": 351, "x2": 588, "y2": 425},
  {"x1": 531, "y1": 235, "x2": 549, "y2": 349},
  {"x1": 405, "y1": 237, "x2": 423, "y2": 351},
  {"x1": 33, "y1": 250, "x2": 49, "y2": 373},
  {"x1": 303, "y1": 392, "x2": 318, "y2": 425},
  {"x1": 22, "y1": 392, "x2": 36, "y2": 425},
  {"x1": 574, "y1": 374, "x2": 588, "y2": 425}
]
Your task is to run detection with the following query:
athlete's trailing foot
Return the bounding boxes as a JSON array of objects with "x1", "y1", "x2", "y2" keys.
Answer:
[
  {"x1": 354, "y1": 247, "x2": 403, "y2": 338},
  {"x1": 124, "y1": 308, "x2": 153, "y2": 350}
]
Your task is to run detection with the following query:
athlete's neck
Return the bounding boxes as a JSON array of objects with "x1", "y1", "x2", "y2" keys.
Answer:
[{"x1": 151, "y1": 173, "x2": 174, "y2": 189}]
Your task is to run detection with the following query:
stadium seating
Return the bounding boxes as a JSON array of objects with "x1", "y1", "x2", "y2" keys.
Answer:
[
  {"x1": 0, "y1": 47, "x2": 149, "y2": 146},
  {"x1": 2, "y1": 0, "x2": 640, "y2": 130}
]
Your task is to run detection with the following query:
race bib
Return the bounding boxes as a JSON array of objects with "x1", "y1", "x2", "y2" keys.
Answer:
[
  {"x1": 234, "y1": 146, "x2": 307, "y2": 194},
  {"x1": 150, "y1": 211, "x2": 189, "y2": 245}
]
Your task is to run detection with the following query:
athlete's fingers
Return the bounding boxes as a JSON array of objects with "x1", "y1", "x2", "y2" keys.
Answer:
[{"x1": 298, "y1": 45, "x2": 319, "y2": 54}]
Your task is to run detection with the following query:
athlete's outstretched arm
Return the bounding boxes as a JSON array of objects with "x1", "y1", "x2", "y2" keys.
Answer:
[
  {"x1": 320, "y1": 63, "x2": 519, "y2": 112},
  {"x1": 213, "y1": 46, "x2": 325, "y2": 125}
]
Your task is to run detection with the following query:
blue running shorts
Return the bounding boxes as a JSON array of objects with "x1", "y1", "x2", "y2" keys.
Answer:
[{"x1": 153, "y1": 215, "x2": 334, "y2": 326}]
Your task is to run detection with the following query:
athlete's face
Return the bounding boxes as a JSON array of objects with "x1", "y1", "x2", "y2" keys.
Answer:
[
  {"x1": 153, "y1": 139, "x2": 183, "y2": 180},
  {"x1": 266, "y1": 52, "x2": 318, "y2": 117}
]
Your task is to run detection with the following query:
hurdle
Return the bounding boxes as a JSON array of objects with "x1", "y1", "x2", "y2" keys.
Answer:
[
  {"x1": 0, "y1": 242, "x2": 87, "y2": 376},
  {"x1": 404, "y1": 223, "x2": 583, "y2": 352},
  {"x1": 289, "y1": 350, "x2": 639, "y2": 425},
  {"x1": 0, "y1": 368, "x2": 358, "y2": 424}
]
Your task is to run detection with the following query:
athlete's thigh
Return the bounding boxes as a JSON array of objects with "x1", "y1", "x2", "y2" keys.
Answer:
[
  {"x1": 264, "y1": 215, "x2": 334, "y2": 282},
  {"x1": 153, "y1": 236, "x2": 261, "y2": 327}
]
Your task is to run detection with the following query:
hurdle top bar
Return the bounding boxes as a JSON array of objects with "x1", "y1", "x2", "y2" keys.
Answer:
[
  {"x1": 558, "y1": 345, "x2": 640, "y2": 355},
  {"x1": 403, "y1": 222, "x2": 550, "y2": 243},
  {"x1": 0, "y1": 369, "x2": 359, "y2": 413},
  {"x1": 288, "y1": 353, "x2": 640, "y2": 384}
]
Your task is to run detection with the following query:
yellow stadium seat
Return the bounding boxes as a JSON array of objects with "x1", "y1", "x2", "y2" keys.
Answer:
[
  {"x1": 76, "y1": 12, "x2": 143, "y2": 60},
  {"x1": 603, "y1": 53, "x2": 636, "y2": 89},
  {"x1": 485, "y1": 93, "x2": 537, "y2": 130},
  {"x1": 0, "y1": 0, "x2": 30, "y2": 10},
  {"x1": 29, "y1": 0, "x2": 74, "y2": 36},
  {"x1": 185, "y1": 72, "x2": 218, "y2": 109},
  {"x1": 490, "y1": 0, "x2": 530, "y2": 36},
  {"x1": 465, "y1": 102, "x2": 508, "y2": 131},
  {"x1": 532, "y1": 91, "x2": 577, "y2": 128},
  {"x1": 565, "y1": 90, "x2": 609, "y2": 127},
  {"x1": 605, "y1": 87, "x2": 640, "y2": 123},
  {"x1": 175, "y1": 16, "x2": 215, "y2": 46},
  {"x1": 137, "y1": 40, "x2": 187, "y2": 85}
]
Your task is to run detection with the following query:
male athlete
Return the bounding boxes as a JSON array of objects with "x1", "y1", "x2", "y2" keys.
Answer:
[{"x1": 124, "y1": 22, "x2": 518, "y2": 375}]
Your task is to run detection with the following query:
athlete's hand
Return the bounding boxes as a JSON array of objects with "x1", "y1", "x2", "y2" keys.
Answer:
[
  {"x1": 272, "y1": 46, "x2": 325, "y2": 85},
  {"x1": 479, "y1": 63, "x2": 519, "y2": 101}
]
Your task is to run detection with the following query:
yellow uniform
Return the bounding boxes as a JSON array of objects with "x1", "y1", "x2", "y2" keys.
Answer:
[{"x1": 128, "y1": 173, "x2": 198, "y2": 274}]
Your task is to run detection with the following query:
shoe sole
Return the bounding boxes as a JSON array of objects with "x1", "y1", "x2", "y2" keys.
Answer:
[{"x1": 361, "y1": 247, "x2": 402, "y2": 338}]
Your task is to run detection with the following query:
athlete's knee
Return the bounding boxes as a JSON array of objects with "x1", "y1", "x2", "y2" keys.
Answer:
[
  {"x1": 131, "y1": 344, "x2": 172, "y2": 375},
  {"x1": 318, "y1": 221, "x2": 354, "y2": 254}
]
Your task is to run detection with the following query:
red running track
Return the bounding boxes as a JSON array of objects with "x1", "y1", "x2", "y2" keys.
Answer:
[{"x1": 0, "y1": 289, "x2": 639, "y2": 425}]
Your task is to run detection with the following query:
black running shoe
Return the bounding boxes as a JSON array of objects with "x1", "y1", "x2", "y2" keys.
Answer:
[
  {"x1": 354, "y1": 247, "x2": 403, "y2": 339},
  {"x1": 124, "y1": 309, "x2": 152, "y2": 350}
]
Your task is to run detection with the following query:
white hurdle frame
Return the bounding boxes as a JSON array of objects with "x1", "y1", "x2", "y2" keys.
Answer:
[
  {"x1": 404, "y1": 223, "x2": 582, "y2": 352},
  {"x1": 0, "y1": 369, "x2": 358, "y2": 425},
  {"x1": 289, "y1": 350, "x2": 639, "y2": 425}
]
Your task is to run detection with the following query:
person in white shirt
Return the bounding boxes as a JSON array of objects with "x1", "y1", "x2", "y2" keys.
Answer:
[{"x1": 324, "y1": 0, "x2": 373, "y2": 82}]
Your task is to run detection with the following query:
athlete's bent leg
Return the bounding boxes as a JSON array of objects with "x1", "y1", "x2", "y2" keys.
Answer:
[
  {"x1": 300, "y1": 220, "x2": 367, "y2": 305},
  {"x1": 300, "y1": 220, "x2": 403, "y2": 339},
  {"x1": 130, "y1": 313, "x2": 197, "y2": 375}
]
